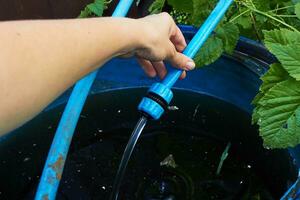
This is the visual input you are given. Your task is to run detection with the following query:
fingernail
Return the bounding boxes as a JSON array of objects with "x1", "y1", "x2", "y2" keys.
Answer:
[{"x1": 185, "y1": 61, "x2": 195, "y2": 70}]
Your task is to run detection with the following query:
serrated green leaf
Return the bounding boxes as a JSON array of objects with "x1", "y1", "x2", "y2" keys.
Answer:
[
  {"x1": 266, "y1": 44, "x2": 300, "y2": 80},
  {"x1": 263, "y1": 106, "x2": 300, "y2": 149},
  {"x1": 252, "y1": 63, "x2": 289, "y2": 104},
  {"x1": 256, "y1": 79, "x2": 300, "y2": 148},
  {"x1": 264, "y1": 29, "x2": 300, "y2": 81},
  {"x1": 252, "y1": 63, "x2": 289, "y2": 124},
  {"x1": 216, "y1": 23, "x2": 239, "y2": 54},
  {"x1": 264, "y1": 29, "x2": 300, "y2": 45},
  {"x1": 194, "y1": 36, "x2": 223, "y2": 67},
  {"x1": 167, "y1": 0, "x2": 193, "y2": 13},
  {"x1": 295, "y1": 3, "x2": 300, "y2": 20},
  {"x1": 260, "y1": 63, "x2": 289, "y2": 92},
  {"x1": 87, "y1": 0, "x2": 104, "y2": 16},
  {"x1": 149, "y1": 0, "x2": 166, "y2": 14}
]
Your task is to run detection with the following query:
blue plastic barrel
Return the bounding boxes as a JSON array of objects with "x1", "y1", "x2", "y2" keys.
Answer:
[{"x1": 0, "y1": 25, "x2": 298, "y2": 199}]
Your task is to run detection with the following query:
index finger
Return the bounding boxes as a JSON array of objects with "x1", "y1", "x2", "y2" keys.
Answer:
[{"x1": 170, "y1": 26, "x2": 187, "y2": 52}]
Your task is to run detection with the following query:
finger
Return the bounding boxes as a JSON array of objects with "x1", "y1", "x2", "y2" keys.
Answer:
[
  {"x1": 170, "y1": 26, "x2": 187, "y2": 52},
  {"x1": 165, "y1": 41, "x2": 195, "y2": 71},
  {"x1": 118, "y1": 52, "x2": 135, "y2": 58},
  {"x1": 137, "y1": 58, "x2": 157, "y2": 78},
  {"x1": 152, "y1": 61, "x2": 167, "y2": 79},
  {"x1": 180, "y1": 71, "x2": 186, "y2": 80}
]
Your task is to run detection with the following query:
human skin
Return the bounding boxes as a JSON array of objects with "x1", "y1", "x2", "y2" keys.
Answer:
[{"x1": 0, "y1": 13, "x2": 195, "y2": 136}]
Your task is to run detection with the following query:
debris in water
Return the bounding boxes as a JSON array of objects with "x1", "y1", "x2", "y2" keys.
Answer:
[
  {"x1": 23, "y1": 157, "x2": 30, "y2": 162},
  {"x1": 160, "y1": 154, "x2": 177, "y2": 168},
  {"x1": 168, "y1": 106, "x2": 179, "y2": 111},
  {"x1": 216, "y1": 142, "x2": 231, "y2": 176},
  {"x1": 117, "y1": 110, "x2": 121, "y2": 113},
  {"x1": 101, "y1": 186, "x2": 106, "y2": 190},
  {"x1": 32, "y1": 143, "x2": 37, "y2": 147},
  {"x1": 247, "y1": 165, "x2": 252, "y2": 169},
  {"x1": 192, "y1": 104, "x2": 201, "y2": 120}
]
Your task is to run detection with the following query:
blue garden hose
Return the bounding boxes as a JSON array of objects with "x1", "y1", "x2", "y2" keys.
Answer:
[
  {"x1": 138, "y1": 0, "x2": 234, "y2": 120},
  {"x1": 34, "y1": 1, "x2": 134, "y2": 199}
]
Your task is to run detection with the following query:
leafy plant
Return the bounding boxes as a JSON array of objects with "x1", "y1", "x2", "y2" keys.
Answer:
[
  {"x1": 79, "y1": 0, "x2": 112, "y2": 18},
  {"x1": 149, "y1": 0, "x2": 300, "y2": 149}
]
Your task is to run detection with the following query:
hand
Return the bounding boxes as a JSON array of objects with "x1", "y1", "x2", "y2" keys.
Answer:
[{"x1": 121, "y1": 13, "x2": 195, "y2": 79}]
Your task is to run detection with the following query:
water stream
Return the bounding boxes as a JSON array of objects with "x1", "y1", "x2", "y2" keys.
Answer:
[{"x1": 110, "y1": 116, "x2": 148, "y2": 200}]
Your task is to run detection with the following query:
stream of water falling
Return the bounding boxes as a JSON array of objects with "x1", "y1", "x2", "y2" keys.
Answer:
[{"x1": 110, "y1": 116, "x2": 148, "y2": 200}]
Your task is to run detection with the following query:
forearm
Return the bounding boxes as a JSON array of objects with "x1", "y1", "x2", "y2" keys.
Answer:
[{"x1": 0, "y1": 17, "x2": 142, "y2": 135}]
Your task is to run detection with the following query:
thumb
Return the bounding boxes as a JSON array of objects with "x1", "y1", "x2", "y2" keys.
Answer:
[{"x1": 165, "y1": 42, "x2": 195, "y2": 71}]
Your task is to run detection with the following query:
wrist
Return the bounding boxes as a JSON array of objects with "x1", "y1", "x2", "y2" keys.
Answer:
[{"x1": 112, "y1": 18, "x2": 146, "y2": 56}]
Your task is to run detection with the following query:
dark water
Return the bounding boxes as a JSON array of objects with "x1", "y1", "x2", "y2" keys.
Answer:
[
  {"x1": 54, "y1": 127, "x2": 285, "y2": 200},
  {"x1": 0, "y1": 89, "x2": 297, "y2": 199}
]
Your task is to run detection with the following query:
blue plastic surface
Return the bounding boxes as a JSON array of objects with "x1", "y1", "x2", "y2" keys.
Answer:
[
  {"x1": 138, "y1": 83, "x2": 173, "y2": 119},
  {"x1": 138, "y1": 0, "x2": 234, "y2": 120},
  {"x1": 34, "y1": 1, "x2": 135, "y2": 200}
]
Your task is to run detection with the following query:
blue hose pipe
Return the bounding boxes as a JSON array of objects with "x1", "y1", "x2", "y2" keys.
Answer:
[
  {"x1": 138, "y1": 0, "x2": 234, "y2": 120},
  {"x1": 35, "y1": 1, "x2": 134, "y2": 199}
]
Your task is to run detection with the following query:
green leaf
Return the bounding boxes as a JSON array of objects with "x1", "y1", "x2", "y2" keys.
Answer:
[
  {"x1": 264, "y1": 29, "x2": 300, "y2": 45},
  {"x1": 264, "y1": 29, "x2": 300, "y2": 81},
  {"x1": 87, "y1": 0, "x2": 104, "y2": 16},
  {"x1": 263, "y1": 107, "x2": 300, "y2": 149},
  {"x1": 252, "y1": 63, "x2": 289, "y2": 106},
  {"x1": 194, "y1": 36, "x2": 223, "y2": 67},
  {"x1": 191, "y1": 0, "x2": 210, "y2": 26},
  {"x1": 256, "y1": 79, "x2": 300, "y2": 148},
  {"x1": 260, "y1": 63, "x2": 289, "y2": 93},
  {"x1": 235, "y1": 14, "x2": 252, "y2": 30},
  {"x1": 167, "y1": 0, "x2": 193, "y2": 13},
  {"x1": 148, "y1": 0, "x2": 166, "y2": 14},
  {"x1": 252, "y1": 63, "x2": 290, "y2": 123},
  {"x1": 79, "y1": 7, "x2": 92, "y2": 18},
  {"x1": 295, "y1": 3, "x2": 300, "y2": 20},
  {"x1": 216, "y1": 23, "x2": 240, "y2": 54}
]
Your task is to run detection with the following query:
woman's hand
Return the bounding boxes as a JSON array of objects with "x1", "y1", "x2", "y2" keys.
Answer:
[{"x1": 120, "y1": 13, "x2": 195, "y2": 79}]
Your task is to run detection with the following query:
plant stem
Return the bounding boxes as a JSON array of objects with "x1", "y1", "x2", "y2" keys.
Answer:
[
  {"x1": 268, "y1": 5, "x2": 295, "y2": 13},
  {"x1": 250, "y1": 12, "x2": 262, "y2": 41},
  {"x1": 253, "y1": 8, "x2": 299, "y2": 32},
  {"x1": 105, "y1": 0, "x2": 113, "y2": 4},
  {"x1": 275, "y1": 15, "x2": 298, "y2": 18},
  {"x1": 240, "y1": 3, "x2": 300, "y2": 32},
  {"x1": 230, "y1": 9, "x2": 251, "y2": 22}
]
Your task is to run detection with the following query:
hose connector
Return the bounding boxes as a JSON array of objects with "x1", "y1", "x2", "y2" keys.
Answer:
[{"x1": 138, "y1": 83, "x2": 173, "y2": 120}]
